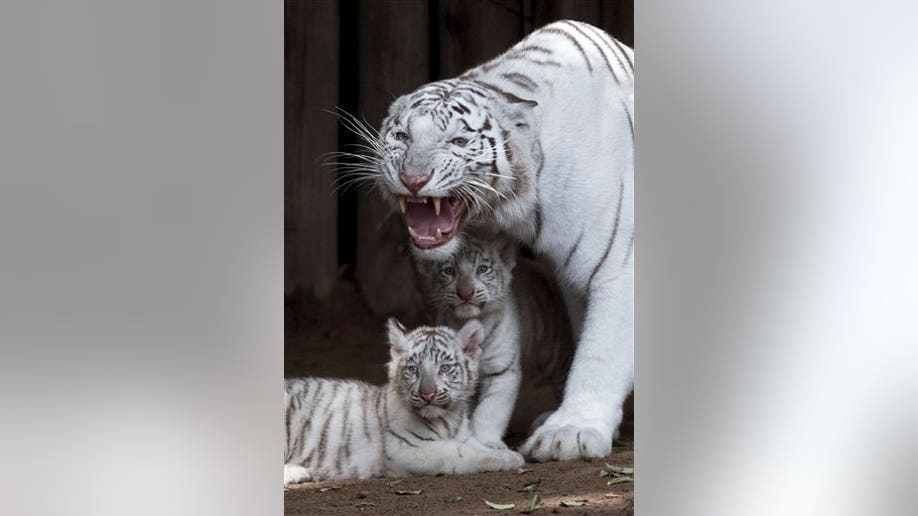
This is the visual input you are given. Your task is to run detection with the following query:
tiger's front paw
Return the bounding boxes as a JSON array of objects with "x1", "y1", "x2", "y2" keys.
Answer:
[
  {"x1": 482, "y1": 439, "x2": 509, "y2": 450},
  {"x1": 521, "y1": 424, "x2": 610, "y2": 462}
]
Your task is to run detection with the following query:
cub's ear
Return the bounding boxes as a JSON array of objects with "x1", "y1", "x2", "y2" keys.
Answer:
[
  {"x1": 386, "y1": 318, "x2": 408, "y2": 355},
  {"x1": 495, "y1": 235, "x2": 518, "y2": 270},
  {"x1": 456, "y1": 319, "x2": 485, "y2": 360}
]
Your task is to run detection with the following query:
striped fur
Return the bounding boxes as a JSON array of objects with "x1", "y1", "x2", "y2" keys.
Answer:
[
  {"x1": 415, "y1": 232, "x2": 574, "y2": 447},
  {"x1": 364, "y1": 21, "x2": 634, "y2": 461},
  {"x1": 284, "y1": 319, "x2": 524, "y2": 483}
]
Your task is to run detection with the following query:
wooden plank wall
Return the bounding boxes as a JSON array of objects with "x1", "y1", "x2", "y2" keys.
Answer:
[
  {"x1": 285, "y1": 0, "x2": 338, "y2": 301},
  {"x1": 286, "y1": 0, "x2": 633, "y2": 332}
]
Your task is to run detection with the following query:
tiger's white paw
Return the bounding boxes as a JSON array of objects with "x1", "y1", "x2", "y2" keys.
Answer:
[
  {"x1": 284, "y1": 464, "x2": 313, "y2": 484},
  {"x1": 520, "y1": 407, "x2": 619, "y2": 462},
  {"x1": 482, "y1": 439, "x2": 509, "y2": 450},
  {"x1": 495, "y1": 449, "x2": 525, "y2": 470},
  {"x1": 529, "y1": 410, "x2": 555, "y2": 435}
]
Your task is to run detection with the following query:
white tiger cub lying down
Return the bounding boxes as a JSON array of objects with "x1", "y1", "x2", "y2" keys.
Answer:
[
  {"x1": 284, "y1": 319, "x2": 524, "y2": 484},
  {"x1": 415, "y1": 232, "x2": 574, "y2": 449}
]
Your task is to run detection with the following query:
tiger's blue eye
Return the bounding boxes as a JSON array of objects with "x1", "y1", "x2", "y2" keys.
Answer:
[
  {"x1": 441, "y1": 266, "x2": 456, "y2": 277},
  {"x1": 449, "y1": 137, "x2": 468, "y2": 147},
  {"x1": 406, "y1": 365, "x2": 418, "y2": 375},
  {"x1": 477, "y1": 265, "x2": 491, "y2": 274},
  {"x1": 394, "y1": 131, "x2": 410, "y2": 143},
  {"x1": 439, "y1": 364, "x2": 452, "y2": 373}
]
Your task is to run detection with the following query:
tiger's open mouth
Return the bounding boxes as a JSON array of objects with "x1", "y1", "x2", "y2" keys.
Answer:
[{"x1": 399, "y1": 196, "x2": 464, "y2": 249}]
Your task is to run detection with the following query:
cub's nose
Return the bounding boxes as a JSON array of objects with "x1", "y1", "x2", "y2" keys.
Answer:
[
  {"x1": 457, "y1": 286, "x2": 475, "y2": 301},
  {"x1": 419, "y1": 390, "x2": 436, "y2": 403},
  {"x1": 399, "y1": 172, "x2": 431, "y2": 193}
]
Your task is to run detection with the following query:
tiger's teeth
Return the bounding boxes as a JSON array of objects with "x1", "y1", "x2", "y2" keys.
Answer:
[
  {"x1": 399, "y1": 197, "x2": 406, "y2": 214},
  {"x1": 433, "y1": 198, "x2": 441, "y2": 216},
  {"x1": 408, "y1": 226, "x2": 418, "y2": 239},
  {"x1": 422, "y1": 197, "x2": 428, "y2": 204},
  {"x1": 435, "y1": 228, "x2": 443, "y2": 239}
]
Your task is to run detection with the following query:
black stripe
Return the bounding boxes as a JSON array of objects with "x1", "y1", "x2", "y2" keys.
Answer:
[
  {"x1": 504, "y1": 54, "x2": 563, "y2": 67},
  {"x1": 316, "y1": 382, "x2": 342, "y2": 468},
  {"x1": 622, "y1": 232, "x2": 634, "y2": 267},
  {"x1": 612, "y1": 38, "x2": 634, "y2": 71},
  {"x1": 581, "y1": 23, "x2": 631, "y2": 79},
  {"x1": 481, "y1": 359, "x2": 514, "y2": 379},
  {"x1": 582, "y1": 23, "x2": 631, "y2": 79},
  {"x1": 339, "y1": 385, "x2": 352, "y2": 469},
  {"x1": 588, "y1": 177, "x2": 626, "y2": 288},
  {"x1": 539, "y1": 27, "x2": 592, "y2": 73},
  {"x1": 422, "y1": 417, "x2": 442, "y2": 439},
  {"x1": 472, "y1": 80, "x2": 538, "y2": 107},
  {"x1": 483, "y1": 317, "x2": 502, "y2": 346},
  {"x1": 621, "y1": 98, "x2": 633, "y2": 139},
  {"x1": 534, "y1": 202, "x2": 543, "y2": 241},
  {"x1": 388, "y1": 429, "x2": 419, "y2": 448},
  {"x1": 375, "y1": 388, "x2": 386, "y2": 438},
  {"x1": 562, "y1": 21, "x2": 619, "y2": 85},
  {"x1": 516, "y1": 44, "x2": 553, "y2": 55},
  {"x1": 500, "y1": 72, "x2": 538, "y2": 92},
  {"x1": 362, "y1": 385, "x2": 372, "y2": 443},
  {"x1": 407, "y1": 429, "x2": 435, "y2": 442},
  {"x1": 564, "y1": 231, "x2": 585, "y2": 269}
]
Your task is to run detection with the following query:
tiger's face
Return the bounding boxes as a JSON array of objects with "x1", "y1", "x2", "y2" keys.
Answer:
[
  {"x1": 386, "y1": 318, "x2": 484, "y2": 420},
  {"x1": 417, "y1": 235, "x2": 517, "y2": 320},
  {"x1": 377, "y1": 80, "x2": 537, "y2": 256}
]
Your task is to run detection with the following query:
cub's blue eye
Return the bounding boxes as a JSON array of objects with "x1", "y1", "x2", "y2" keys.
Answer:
[
  {"x1": 406, "y1": 365, "x2": 418, "y2": 375},
  {"x1": 477, "y1": 265, "x2": 491, "y2": 274},
  {"x1": 441, "y1": 266, "x2": 456, "y2": 277},
  {"x1": 394, "y1": 131, "x2": 410, "y2": 143},
  {"x1": 439, "y1": 364, "x2": 452, "y2": 373},
  {"x1": 449, "y1": 137, "x2": 469, "y2": 147}
]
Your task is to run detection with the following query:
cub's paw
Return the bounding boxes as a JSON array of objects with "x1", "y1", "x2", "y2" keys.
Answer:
[
  {"x1": 496, "y1": 449, "x2": 525, "y2": 470},
  {"x1": 284, "y1": 464, "x2": 313, "y2": 485},
  {"x1": 482, "y1": 439, "x2": 509, "y2": 450},
  {"x1": 521, "y1": 424, "x2": 611, "y2": 462}
]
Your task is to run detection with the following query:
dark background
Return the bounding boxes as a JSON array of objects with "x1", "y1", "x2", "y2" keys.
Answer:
[{"x1": 285, "y1": 0, "x2": 634, "y2": 340}]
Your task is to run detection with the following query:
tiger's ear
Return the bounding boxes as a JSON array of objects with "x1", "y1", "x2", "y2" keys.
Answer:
[
  {"x1": 456, "y1": 319, "x2": 485, "y2": 361},
  {"x1": 386, "y1": 317, "x2": 408, "y2": 355},
  {"x1": 381, "y1": 94, "x2": 410, "y2": 132},
  {"x1": 495, "y1": 91, "x2": 538, "y2": 133}
]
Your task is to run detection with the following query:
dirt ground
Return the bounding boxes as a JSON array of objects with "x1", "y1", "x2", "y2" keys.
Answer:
[{"x1": 285, "y1": 287, "x2": 634, "y2": 515}]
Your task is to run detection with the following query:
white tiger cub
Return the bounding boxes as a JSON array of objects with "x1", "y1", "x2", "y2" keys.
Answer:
[
  {"x1": 367, "y1": 21, "x2": 634, "y2": 461},
  {"x1": 284, "y1": 319, "x2": 524, "y2": 484},
  {"x1": 414, "y1": 232, "x2": 573, "y2": 449}
]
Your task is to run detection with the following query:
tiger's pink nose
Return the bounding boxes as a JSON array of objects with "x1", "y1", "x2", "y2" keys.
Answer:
[
  {"x1": 457, "y1": 286, "x2": 475, "y2": 301},
  {"x1": 420, "y1": 390, "x2": 436, "y2": 403},
  {"x1": 399, "y1": 172, "x2": 431, "y2": 193}
]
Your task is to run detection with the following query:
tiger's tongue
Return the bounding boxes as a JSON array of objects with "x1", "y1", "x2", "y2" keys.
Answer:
[{"x1": 404, "y1": 201, "x2": 456, "y2": 236}]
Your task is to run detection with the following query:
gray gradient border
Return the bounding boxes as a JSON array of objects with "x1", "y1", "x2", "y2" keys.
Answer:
[{"x1": 2, "y1": 1, "x2": 917, "y2": 515}]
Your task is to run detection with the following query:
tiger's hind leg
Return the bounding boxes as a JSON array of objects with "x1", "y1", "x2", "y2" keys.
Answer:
[{"x1": 284, "y1": 464, "x2": 313, "y2": 485}]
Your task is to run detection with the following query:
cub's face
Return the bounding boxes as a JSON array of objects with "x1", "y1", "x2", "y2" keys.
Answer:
[
  {"x1": 418, "y1": 238, "x2": 514, "y2": 320},
  {"x1": 386, "y1": 319, "x2": 484, "y2": 419}
]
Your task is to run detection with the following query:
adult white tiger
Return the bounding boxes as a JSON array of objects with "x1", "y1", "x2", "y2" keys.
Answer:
[{"x1": 369, "y1": 20, "x2": 633, "y2": 461}]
